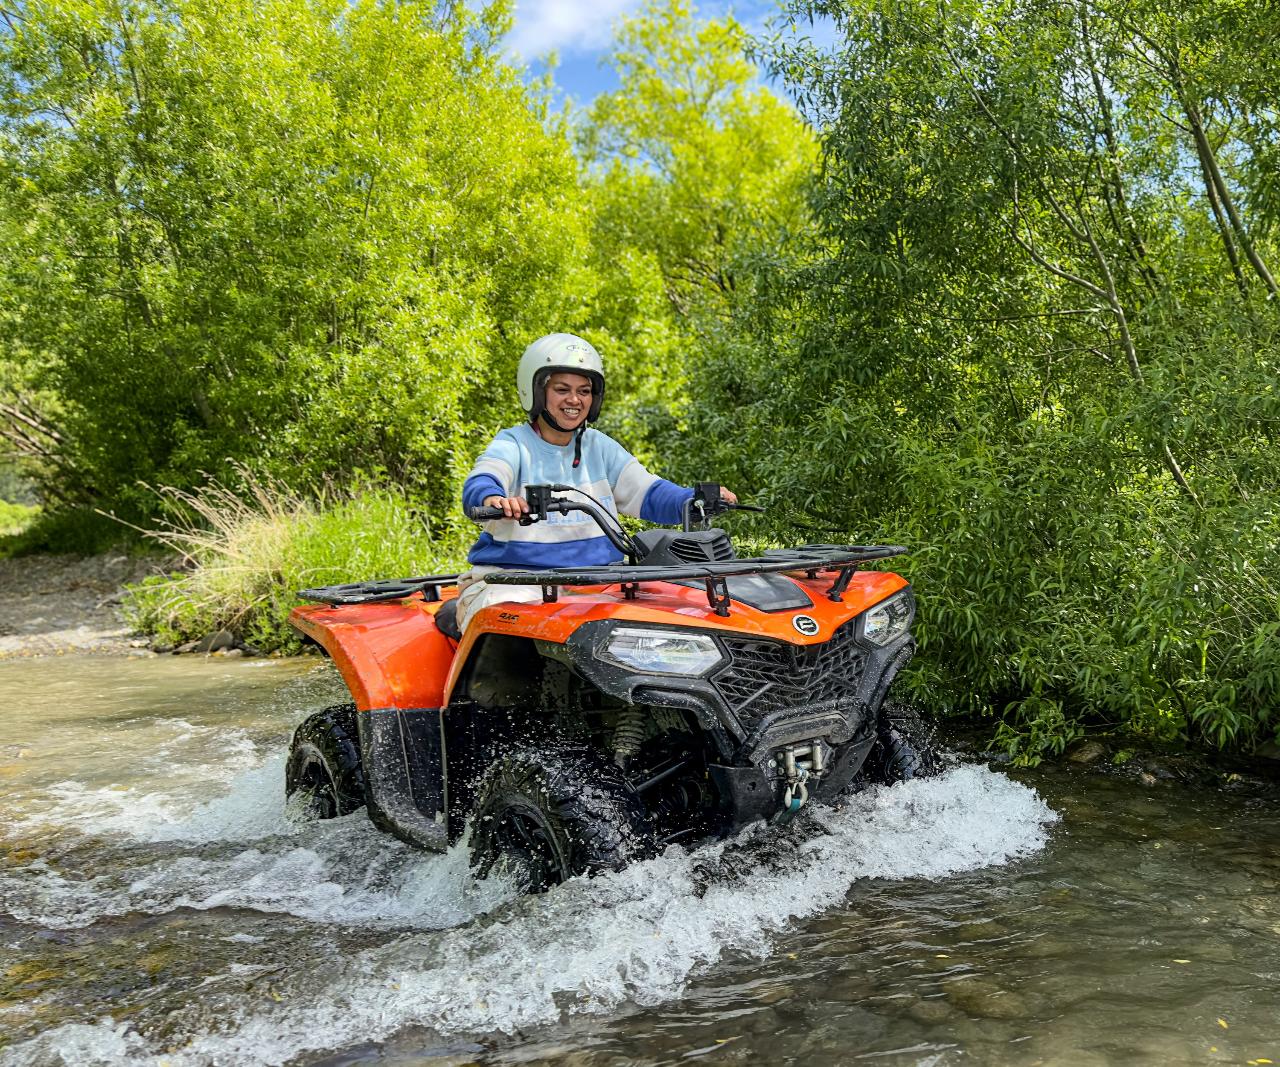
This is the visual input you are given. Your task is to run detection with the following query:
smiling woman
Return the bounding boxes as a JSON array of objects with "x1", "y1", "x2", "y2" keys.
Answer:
[{"x1": 455, "y1": 331, "x2": 735, "y2": 632}]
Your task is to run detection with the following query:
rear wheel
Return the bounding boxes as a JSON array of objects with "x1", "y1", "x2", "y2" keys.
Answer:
[
  {"x1": 286, "y1": 704, "x2": 365, "y2": 818},
  {"x1": 469, "y1": 745, "x2": 656, "y2": 893},
  {"x1": 860, "y1": 702, "x2": 941, "y2": 785}
]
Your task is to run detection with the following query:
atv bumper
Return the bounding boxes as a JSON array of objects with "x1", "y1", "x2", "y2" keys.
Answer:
[{"x1": 559, "y1": 620, "x2": 915, "y2": 828}]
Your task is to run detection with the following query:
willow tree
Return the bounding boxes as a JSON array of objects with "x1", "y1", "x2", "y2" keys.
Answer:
[
  {"x1": 723, "y1": 0, "x2": 1280, "y2": 756},
  {"x1": 0, "y1": 0, "x2": 595, "y2": 519}
]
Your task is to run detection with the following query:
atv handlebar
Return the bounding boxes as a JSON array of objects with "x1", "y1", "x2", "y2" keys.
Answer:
[
  {"x1": 467, "y1": 504, "x2": 511, "y2": 521},
  {"x1": 466, "y1": 494, "x2": 601, "y2": 525},
  {"x1": 470, "y1": 486, "x2": 639, "y2": 562},
  {"x1": 469, "y1": 481, "x2": 758, "y2": 557}
]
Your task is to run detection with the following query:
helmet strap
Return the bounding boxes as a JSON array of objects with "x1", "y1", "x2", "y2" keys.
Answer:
[
  {"x1": 531, "y1": 414, "x2": 585, "y2": 467},
  {"x1": 538, "y1": 408, "x2": 570, "y2": 433}
]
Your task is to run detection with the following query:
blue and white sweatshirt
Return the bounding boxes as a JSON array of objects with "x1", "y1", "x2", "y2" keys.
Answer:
[{"x1": 462, "y1": 423, "x2": 693, "y2": 568}]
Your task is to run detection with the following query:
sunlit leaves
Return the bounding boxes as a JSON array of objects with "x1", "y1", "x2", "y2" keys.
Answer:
[
  {"x1": 0, "y1": 0, "x2": 593, "y2": 518},
  {"x1": 694, "y1": 0, "x2": 1280, "y2": 757}
]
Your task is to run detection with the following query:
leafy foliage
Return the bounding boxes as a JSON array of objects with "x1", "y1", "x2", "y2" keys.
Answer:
[
  {"x1": 690, "y1": 0, "x2": 1280, "y2": 757},
  {"x1": 0, "y1": 0, "x2": 606, "y2": 519},
  {"x1": 0, "y1": 498, "x2": 37, "y2": 537},
  {"x1": 579, "y1": 0, "x2": 818, "y2": 466}
]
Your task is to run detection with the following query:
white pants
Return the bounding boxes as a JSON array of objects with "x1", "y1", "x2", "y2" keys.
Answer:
[{"x1": 454, "y1": 566, "x2": 545, "y2": 633}]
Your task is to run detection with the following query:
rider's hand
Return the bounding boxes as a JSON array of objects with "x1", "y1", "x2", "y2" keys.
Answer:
[
  {"x1": 720, "y1": 488, "x2": 738, "y2": 506},
  {"x1": 483, "y1": 494, "x2": 529, "y2": 519}
]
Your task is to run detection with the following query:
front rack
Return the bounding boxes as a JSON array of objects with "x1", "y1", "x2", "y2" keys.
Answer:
[
  {"x1": 294, "y1": 546, "x2": 907, "y2": 616},
  {"x1": 484, "y1": 544, "x2": 907, "y2": 616}
]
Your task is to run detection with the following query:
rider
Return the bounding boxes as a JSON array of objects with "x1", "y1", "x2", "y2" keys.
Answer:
[{"x1": 456, "y1": 332, "x2": 736, "y2": 632}]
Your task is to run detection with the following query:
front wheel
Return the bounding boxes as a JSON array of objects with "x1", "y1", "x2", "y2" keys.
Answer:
[
  {"x1": 469, "y1": 745, "x2": 656, "y2": 893},
  {"x1": 286, "y1": 704, "x2": 365, "y2": 818},
  {"x1": 859, "y1": 702, "x2": 941, "y2": 785}
]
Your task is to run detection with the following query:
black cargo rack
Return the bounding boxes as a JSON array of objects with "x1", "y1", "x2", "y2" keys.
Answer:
[
  {"x1": 484, "y1": 544, "x2": 907, "y2": 616},
  {"x1": 297, "y1": 573, "x2": 463, "y2": 606}
]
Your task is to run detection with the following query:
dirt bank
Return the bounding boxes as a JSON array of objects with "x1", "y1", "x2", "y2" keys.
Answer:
[{"x1": 0, "y1": 554, "x2": 167, "y2": 659}]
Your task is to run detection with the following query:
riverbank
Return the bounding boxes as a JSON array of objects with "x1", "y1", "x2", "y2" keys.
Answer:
[
  {"x1": 5, "y1": 552, "x2": 1278, "y2": 781},
  {"x1": 0, "y1": 553, "x2": 164, "y2": 659}
]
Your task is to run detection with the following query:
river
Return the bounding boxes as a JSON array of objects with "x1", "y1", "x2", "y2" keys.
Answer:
[{"x1": 1, "y1": 655, "x2": 1277, "y2": 1065}]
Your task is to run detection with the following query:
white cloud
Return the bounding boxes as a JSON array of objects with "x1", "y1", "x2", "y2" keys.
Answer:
[{"x1": 506, "y1": 0, "x2": 643, "y2": 59}]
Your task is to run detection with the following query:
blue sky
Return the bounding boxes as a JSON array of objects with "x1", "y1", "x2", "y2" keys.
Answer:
[{"x1": 503, "y1": 0, "x2": 809, "y2": 107}]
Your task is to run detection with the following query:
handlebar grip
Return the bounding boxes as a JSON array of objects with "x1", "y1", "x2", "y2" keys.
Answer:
[{"x1": 468, "y1": 505, "x2": 507, "y2": 521}]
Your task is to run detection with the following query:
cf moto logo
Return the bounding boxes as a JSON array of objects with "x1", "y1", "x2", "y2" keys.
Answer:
[{"x1": 792, "y1": 614, "x2": 819, "y2": 636}]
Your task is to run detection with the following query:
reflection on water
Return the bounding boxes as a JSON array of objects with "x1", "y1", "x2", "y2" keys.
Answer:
[{"x1": 1, "y1": 656, "x2": 1277, "y2": 1066}]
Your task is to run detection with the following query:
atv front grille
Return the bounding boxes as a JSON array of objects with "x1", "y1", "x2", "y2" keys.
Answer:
[{"x1": 711, "y1": 623, "x2": 867, "y2": 729}]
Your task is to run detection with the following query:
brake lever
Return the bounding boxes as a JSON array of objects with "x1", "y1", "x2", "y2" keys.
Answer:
[{"x1": 693, "y1": 483, "x2": 763, "y2": 517}]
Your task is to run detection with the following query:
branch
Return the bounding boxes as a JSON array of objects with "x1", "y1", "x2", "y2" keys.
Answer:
[
  {"x1": 1078, "y1": 2, "x2": 1163, "y2": 295},
  {"x1": 0, "y1": 424, "x2": 57, "y2": 461},
  {"x1": 1008, "y1": 183, "x2": 1109, "y2": 301},
  {"x1": 1165, "y1": 52, "x2": 1278, "y2": 299},
  {"x1": 904, "y1": 306, "x2": 1103, "y2": 324},
  {"x1": 0, "y1": 399, "x2": 62, "y2": 443}
]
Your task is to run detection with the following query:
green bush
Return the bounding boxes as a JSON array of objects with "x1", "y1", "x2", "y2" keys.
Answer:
[
  {"x1": 0, "y1": 499, "x2": 38, "y2": 538},
  {"x1": 670, "y1": 0, "x2": 1280, "y2": 760}
]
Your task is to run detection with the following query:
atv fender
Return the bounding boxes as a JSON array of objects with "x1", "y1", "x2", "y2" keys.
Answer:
[
  {"x1": 356, "y1": 706, "x2": 447, "y2": 850},
  {"x1": 289, "y1": 600, "x2": 456, "y2": 851},
  {"x1": 288, "y1": 600, "x2": 455, "y2": 710}
]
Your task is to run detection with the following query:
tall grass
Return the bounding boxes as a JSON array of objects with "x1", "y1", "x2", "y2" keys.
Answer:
[{"x1": 125, "y1": 476, "x2": 471, "y2": 651}]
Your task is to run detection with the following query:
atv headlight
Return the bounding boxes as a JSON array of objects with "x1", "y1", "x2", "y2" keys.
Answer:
[
  {"x1": 861, "y1": 590, "x2": 914, "y2": 646},
  {"x1": 602, "y1": 628, "x2": 724, "y2": 675}
]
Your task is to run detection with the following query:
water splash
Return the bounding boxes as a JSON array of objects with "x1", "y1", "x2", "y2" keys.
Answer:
[{"x1": 1, "y1": 760, "x2": 1056, "y2": 1067}]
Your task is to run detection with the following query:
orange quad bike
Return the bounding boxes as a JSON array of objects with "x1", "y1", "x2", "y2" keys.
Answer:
[{"x1": 285, "y1": 483, "x2": 937, "y2": 892}]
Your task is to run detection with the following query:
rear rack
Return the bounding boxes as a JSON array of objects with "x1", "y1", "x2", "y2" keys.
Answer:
[
  {"x1": 484, "y1": 544, "x2": 907, "y2": 616},
  {"x1": 297, "y1": 574, "x2": 463, "y2": 606}
]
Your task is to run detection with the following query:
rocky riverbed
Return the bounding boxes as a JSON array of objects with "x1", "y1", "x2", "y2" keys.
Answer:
[{"x1": 0, "y1": 553, "x2": 164, "y2": 659}]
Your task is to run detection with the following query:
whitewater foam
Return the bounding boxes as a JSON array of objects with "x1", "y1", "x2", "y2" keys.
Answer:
[{"x1": 1, "y1": 763, "x2": 1057, "y2": 1067}]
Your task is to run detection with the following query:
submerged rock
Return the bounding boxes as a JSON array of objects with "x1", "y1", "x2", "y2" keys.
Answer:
[
  {"x1": 907, "y1": 997, "x2": 957, "y2": 1024},
  {"x1": 943, "y1": 977, "x2": 1029, "y2": 1019},
  {"x1": 1067, "y1": 740, "x2": 1107, "y2": 765}
]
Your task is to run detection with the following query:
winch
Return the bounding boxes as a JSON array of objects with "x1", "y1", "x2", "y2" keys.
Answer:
[{"x1": 769, "y1": 738, "x2": 832, "y2": 823}]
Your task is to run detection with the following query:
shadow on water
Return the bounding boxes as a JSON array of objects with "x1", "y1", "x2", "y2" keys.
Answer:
[{"x1": 1, "y1": 655, "x2": 1277, "y2": 1066}]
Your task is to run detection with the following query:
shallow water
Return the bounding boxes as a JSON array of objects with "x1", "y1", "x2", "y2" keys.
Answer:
[{"x1": 1, "y1": 656, "x2": 1277, "y2": 1066}]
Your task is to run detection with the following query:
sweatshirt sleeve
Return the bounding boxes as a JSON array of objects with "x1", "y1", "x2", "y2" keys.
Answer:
[
  {"x1": 462, "y1": 431, "x2": 521, "y2": 516},
  {"x1": 462, "y1": 473, "x2": 505, "y2": 513},
  {"x1": 639, "y1": 477, "x2": 694, "y2": 524}
]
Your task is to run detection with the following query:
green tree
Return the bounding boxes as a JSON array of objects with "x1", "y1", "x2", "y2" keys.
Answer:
[
  {"x1": 579, "y1": 0, "x2": 818, "y2": 469},
  {"x1": 715, "y1": 0, "x2": 1280, "y2": 756},
  {"x1": 0, "y1": 0, "x2": 596, "y2": 521}
]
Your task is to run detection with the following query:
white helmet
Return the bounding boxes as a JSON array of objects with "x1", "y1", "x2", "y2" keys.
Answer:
[{"x1": 516, "y1": 333, "x2": 605, "y2": 425}]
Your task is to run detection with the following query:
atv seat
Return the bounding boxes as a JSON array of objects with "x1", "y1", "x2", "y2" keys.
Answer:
[{"x1": 435, "y1": 597, "x2": 462, "y2": 642}]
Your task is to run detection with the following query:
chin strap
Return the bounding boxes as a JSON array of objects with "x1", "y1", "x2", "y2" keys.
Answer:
[{"x1": 533, "y1": 414, "x2": 587, "y2": 468}]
